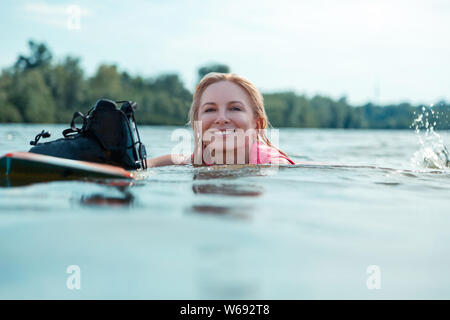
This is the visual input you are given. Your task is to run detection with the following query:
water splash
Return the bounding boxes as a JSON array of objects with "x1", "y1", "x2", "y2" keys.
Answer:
[{"x1": 410, "y1": 105, "x2": 449, "y2": 169}]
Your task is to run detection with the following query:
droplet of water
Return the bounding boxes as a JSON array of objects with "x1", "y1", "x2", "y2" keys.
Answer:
[{"x1": 410, "y1": 105, "x2": 449, "y2": 169}]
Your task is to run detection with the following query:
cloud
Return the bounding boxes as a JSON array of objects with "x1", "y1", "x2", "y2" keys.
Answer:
[
  {"x1": 11, "y1": 0, "x2": 450, "y2": 103},
  {"x1": 21, "y1": 2, "x2": 93, "y2": 29}
]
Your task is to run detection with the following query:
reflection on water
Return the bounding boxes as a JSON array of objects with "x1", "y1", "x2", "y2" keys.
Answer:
[
  {"x1": 189, "y1": 205, "x2": 252, "y2": 220},
  {"x1": 80, "y1": 186, "x2": 134, "y2": 207},
  {"x1": 190, "y1": 170, "x2": 264, "y2": 218},
  {"x1": 192, "y1": 183, "x2": 263, "y2": 197},
  {"x1": 193, "y1": 165, "x2": 278, "y2": 180}
]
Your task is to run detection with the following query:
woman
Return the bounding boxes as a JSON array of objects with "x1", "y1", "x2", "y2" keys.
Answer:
[{"x1": 147, "y1": 73, "x2": 295, "y2": 167}]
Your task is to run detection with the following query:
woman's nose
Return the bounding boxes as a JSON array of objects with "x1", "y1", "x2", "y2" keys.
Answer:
[
  {"x1": 214, "y1": 111, "x2": 230, "y2": 125},
  {"x1": 214, "y1": 117, "x2": 230, "y2": 125}
]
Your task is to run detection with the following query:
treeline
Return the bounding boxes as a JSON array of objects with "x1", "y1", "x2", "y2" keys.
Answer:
[
  {"x1": 0, "y1": 41, "x2": 192, "y2": 126},
  {"x1": 264, "y1": 94, "x2": 449, "y2": 129},
  {"x1": 1, "y1": 40, "x2": 449, "y2": 129}
]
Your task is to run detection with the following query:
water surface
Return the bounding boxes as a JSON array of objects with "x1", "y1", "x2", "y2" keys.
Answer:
[{"x1": 1, "y1": 124, "x2": 449, "y2": 299}]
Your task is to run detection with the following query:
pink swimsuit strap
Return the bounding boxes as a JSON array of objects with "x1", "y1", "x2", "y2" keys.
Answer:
[
  {"x1": 249, "y1": 142, "x2": 295, "y2": 165},
  {"x1": 193, "y1": 142, "x2": 295, "y2": 165}
]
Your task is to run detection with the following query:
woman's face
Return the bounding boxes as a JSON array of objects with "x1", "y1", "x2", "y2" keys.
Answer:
[{"x1": 196, "y1": 80, "x2": 258, "y2": 163}]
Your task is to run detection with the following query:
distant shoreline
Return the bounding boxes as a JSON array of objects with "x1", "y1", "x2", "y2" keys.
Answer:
[{"x1": 1, "y1": 41, "x2": 449, "y2": 129}]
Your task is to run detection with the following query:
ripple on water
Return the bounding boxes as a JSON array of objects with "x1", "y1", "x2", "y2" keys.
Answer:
[{"x1": 2, "y1": 125, "x2": 450, "y2": 298}]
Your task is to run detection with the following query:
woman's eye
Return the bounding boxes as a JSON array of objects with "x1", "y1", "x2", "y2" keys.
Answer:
[
  {"x1": 204, "y1": 108, "x2": 215, "y2": 112},
  {"x1": 231, "y1": 106, "x2": 241, "y2": 111}
]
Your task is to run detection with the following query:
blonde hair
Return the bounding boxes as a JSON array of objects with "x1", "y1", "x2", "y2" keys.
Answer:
[{"x1": 189, "y1": 72, "x2": 288, "y2": 156}]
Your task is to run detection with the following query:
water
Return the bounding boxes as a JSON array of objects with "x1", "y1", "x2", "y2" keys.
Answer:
[{"x1": 1, "y1": 123, "x2": 450, "y2": 299}]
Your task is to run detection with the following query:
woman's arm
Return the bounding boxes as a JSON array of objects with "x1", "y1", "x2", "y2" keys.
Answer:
[{"x1": 146, "y1": 154, "x2": 191, "y2": 168}]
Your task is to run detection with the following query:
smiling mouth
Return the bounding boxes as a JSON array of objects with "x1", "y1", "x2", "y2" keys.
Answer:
[{"x1": 214, "y1": 129, "x2": 236, "y2": 135}]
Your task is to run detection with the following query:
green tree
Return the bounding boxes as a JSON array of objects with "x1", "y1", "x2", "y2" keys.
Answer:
[
  {"x1": 14, "y1": 40, "x2": 53, "y2": 71},
  {"x1": 8, "y1": 69, "x2": 56, "y2": 123},
  {"x1": 197, "y1": 63, "x2": 230, "y2": 82},
  {"x1": 2, "y1": 39, "x2": 450, "y2": 128},
  {"x1": 45, "y1": 57, "x2": 86, "y2": 122},
  {"x1": 152, "y1": 74, "x2": 191, "y2": 101},
  {"x1": 0, "y1": 89, "x2": 22, "y2": 122},
  {"x1": 87, "y1": 64, "x2": 123, "y2": 102}
]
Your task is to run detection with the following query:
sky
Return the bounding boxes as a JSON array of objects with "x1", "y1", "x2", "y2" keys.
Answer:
[{"x1": 0, "y1": 0, "x2": 449, "y2": 105}]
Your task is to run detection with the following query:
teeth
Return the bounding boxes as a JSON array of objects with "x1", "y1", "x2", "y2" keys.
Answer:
[{"x1": 215, "y1": 130, "x2": 233, "y2": 135}]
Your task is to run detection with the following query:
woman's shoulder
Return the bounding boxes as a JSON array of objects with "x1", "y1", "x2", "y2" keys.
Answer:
[{"x1": 250, "y1": 142, "x2": 295, "y2": 165}]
